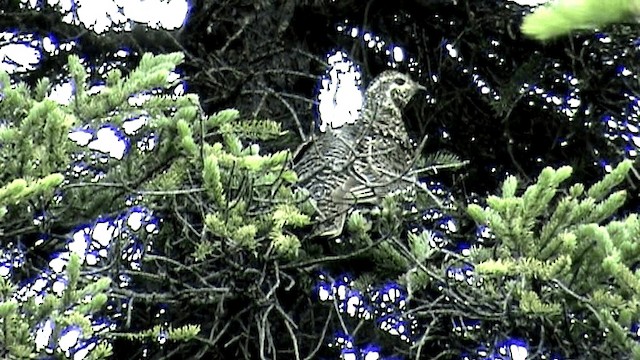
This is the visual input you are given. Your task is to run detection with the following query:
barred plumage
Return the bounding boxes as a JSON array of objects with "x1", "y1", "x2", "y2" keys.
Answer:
[{"x1": 295, "y1": 71, "x2": 425, "y2": 237}]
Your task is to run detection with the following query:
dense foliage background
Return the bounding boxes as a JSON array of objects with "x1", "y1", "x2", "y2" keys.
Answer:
[{"x1": 3, "y1": 0, "x2": 640, "y2": 359}]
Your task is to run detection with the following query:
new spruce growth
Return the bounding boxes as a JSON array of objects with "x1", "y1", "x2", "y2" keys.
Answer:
[
  {"x1": 0, "y1": 51, "x2": 308, "y2": 358},
  {"x1": 467, "y1": 160, "x2": 640, "y2": 356}
]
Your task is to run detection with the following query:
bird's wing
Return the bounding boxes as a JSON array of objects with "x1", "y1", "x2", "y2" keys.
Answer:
[{"x1": 343, "y1": 135, "x2": 415, "y2": 202}]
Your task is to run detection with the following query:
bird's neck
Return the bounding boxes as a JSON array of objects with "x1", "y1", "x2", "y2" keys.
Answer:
[{"x1": 360, "y1": 101, "x2": 414, "y2": 151}]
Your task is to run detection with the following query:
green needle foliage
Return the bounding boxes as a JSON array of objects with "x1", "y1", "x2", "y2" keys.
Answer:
[
  {"x1": 466, "y1": 159, "x2": 640, "y2": 356},
  {"x1": 0, "y1": 51, "x2": 311, "y2": 358},
  {"x1": 0, "y1": 254, "x2": 113, "y2": 359},
  {"x1": 521, "y1": 0, "x2": 640, "y2": 41},
  {"x1": 5, "y1": 43, "x2": 640, "y2": 359}
]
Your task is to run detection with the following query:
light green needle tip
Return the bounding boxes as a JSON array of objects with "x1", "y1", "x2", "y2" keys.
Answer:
[{"x1": 521, "y1": 0, "x2": 640, "y2": 41}]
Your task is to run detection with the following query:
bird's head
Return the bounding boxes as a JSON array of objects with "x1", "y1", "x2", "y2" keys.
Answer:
[{"x1": 365, "y1": 70, "x2": 426, "y2": 109}]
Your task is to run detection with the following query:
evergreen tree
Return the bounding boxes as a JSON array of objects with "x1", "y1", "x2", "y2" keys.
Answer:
[{"x1": 3, "y1": 1, "x2": 640, "y2": 359}]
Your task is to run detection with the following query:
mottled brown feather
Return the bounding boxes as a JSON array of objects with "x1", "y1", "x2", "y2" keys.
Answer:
[{"x1": 294, "y1": 71, "x2": 425, "y2": 237}]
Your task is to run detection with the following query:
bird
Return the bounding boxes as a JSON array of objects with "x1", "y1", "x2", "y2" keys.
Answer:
[{"x1": 294, "y1": 70, "x2": 426, "y2": 238}]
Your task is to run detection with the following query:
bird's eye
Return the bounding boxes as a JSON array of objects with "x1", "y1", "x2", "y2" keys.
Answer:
[{"x1": 394, "y1": 78, "x2": 406, "y2": 85}]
